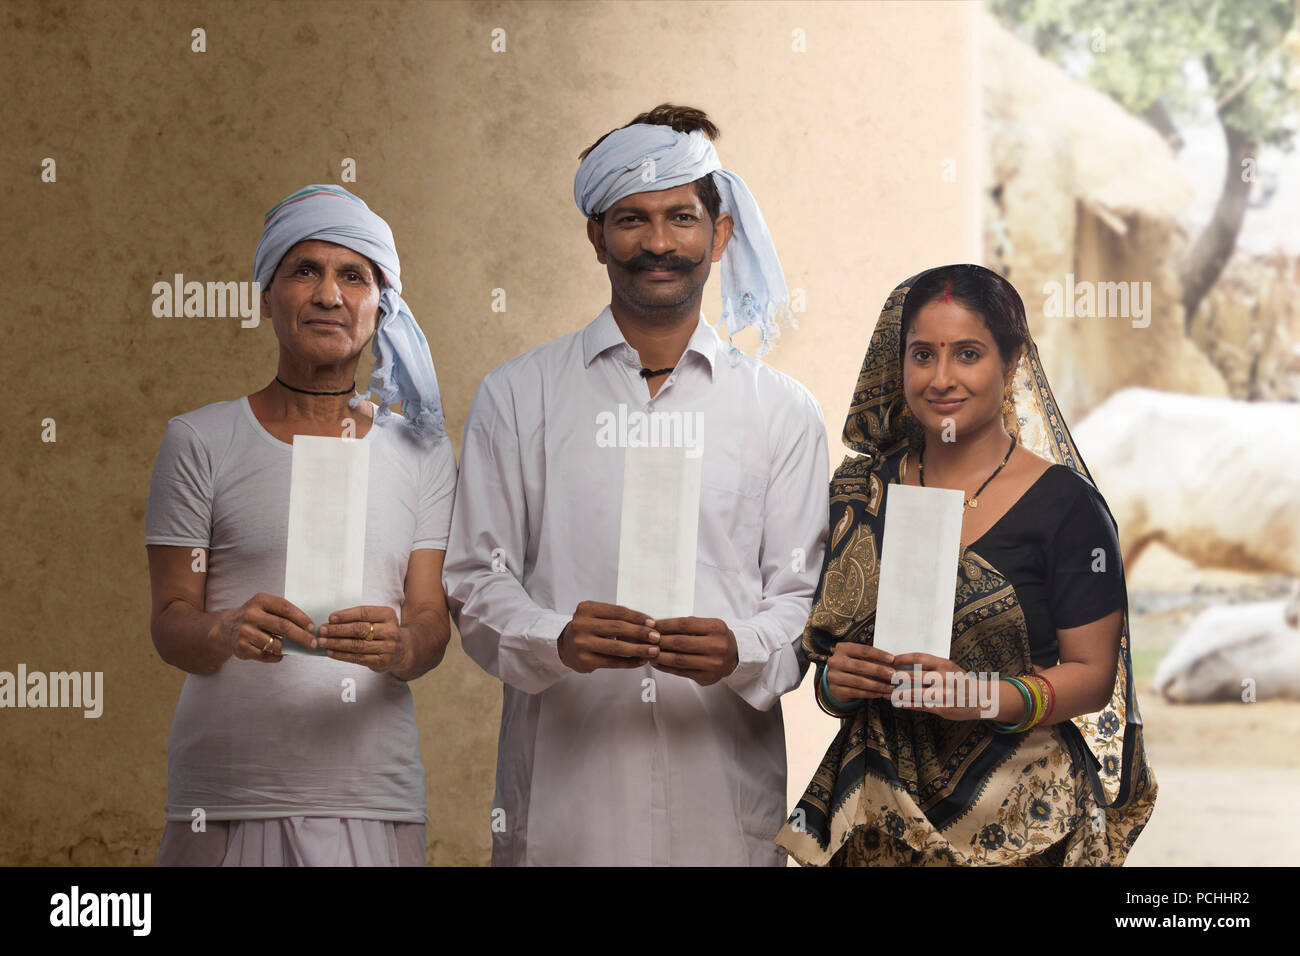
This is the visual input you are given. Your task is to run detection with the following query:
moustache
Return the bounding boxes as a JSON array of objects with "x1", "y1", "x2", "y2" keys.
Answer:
[{"x1": 613, "y1": 253, "x2": 704, "y2": 273}]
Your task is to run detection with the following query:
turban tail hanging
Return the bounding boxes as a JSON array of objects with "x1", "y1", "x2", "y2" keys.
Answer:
[
  {"x1": 253, "y1": 184, "x2": 447, "y2": 444},
  {"x1": 573, "y1": 125, "x2": 793, "y2": 359}
]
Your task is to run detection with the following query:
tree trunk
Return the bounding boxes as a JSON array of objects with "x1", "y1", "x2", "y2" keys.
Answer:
[
  {"x1": 1144, "y1": 100, "x2": 1183, "y2": 153},
  {"x1": 1180, "y1": 122, "x2": 1255, "y2": 330}
]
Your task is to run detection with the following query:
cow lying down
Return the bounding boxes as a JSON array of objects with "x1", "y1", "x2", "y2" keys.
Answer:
[{"x1": 1152, "y1": 593, "x2": 1300, "y2": 703}]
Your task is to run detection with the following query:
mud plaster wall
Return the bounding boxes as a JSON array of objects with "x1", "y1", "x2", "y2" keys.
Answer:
[{"x1": 0, "y1": 0, "x2": 978, "y2": 863}]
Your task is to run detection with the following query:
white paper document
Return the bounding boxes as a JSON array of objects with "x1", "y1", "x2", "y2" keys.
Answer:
[
  {"x1": 281, "y1": 436, "x2": 371, "y2": 656},
  {"x1": 615, "y1": 445, "x2": 702, "y2": 619},
  {"x1": 872, "y1": 483, "x2": 965, "y2": 658}
]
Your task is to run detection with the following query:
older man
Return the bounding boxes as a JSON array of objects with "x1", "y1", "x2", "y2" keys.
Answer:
[
  {"x1": 146, "y1": 184, "x2": 456, "y2": 865},
  {"x1": 444, "y1": 105, "x2": 829, "y2": 865}
]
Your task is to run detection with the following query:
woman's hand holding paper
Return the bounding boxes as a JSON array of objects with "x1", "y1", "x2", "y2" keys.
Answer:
[
  {"x1": 825, "y1": 642, "x2": 897, "y2": 702},
  {"x1": 889, "y1": 652, "x2": 1010, "y2": 723}
]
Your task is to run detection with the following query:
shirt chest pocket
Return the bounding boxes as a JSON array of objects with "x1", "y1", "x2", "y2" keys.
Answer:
[{"x1": 697, "y1": 469, "x2": 766, "y2": 573}]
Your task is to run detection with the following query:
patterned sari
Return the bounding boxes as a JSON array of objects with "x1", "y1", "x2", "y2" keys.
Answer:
[{"x1": 775, "y1": 270, "x2": 1157, "y2": 866}]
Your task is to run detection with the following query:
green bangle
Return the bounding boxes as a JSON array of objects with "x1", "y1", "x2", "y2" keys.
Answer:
[
  {"x1": 819, "y1": 666, "x2": 863, "y2": 716},
  {"x1": 991, "y1": 677, "x2": 1035, "y2": 733}
]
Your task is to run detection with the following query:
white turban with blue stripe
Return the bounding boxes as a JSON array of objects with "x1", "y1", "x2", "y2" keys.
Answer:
[
  {"x1": 254, "y1": 184, "x2": 446, "y2": 444},
  {"x1": 574, "y1": 125, "x2": 792, "y2": 357}
]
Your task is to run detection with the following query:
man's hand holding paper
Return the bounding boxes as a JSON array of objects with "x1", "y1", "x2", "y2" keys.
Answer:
[
  {"x1": 217, "y1": 591, "x2": 319, "y2": 663},
  {"x1": 315, "y1": 604, "x2": 410, "y2": 674},
  {"x1": 651, "y1": 616, "x2": 738, "y2": 686},
  {"x1": 558, "y1": 600, "x2": 661, "y2": 673}
]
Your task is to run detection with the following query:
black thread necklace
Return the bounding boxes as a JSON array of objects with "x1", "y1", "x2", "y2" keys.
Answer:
[
  {"x1": 275, "y1": 376, "x2": 355, "y2": 396},
  {"x1": 639, "y1": 367, "x2": 674, "y2": 379},
  {"x1": 919, "y1": 433, "x2": 1017, "y2": 510}
]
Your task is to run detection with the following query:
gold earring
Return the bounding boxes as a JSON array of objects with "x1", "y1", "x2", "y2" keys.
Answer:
[{"x1": 1002, "y1": 383, "x2": 1020, "y2": 439}]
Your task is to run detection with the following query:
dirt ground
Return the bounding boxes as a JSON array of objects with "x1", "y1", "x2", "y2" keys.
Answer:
[{"x1": 783, "y1": 544, "x2": 1300, "y2": 866}]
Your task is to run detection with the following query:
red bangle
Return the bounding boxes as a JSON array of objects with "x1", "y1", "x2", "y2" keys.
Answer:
[{"x1": 1031, "y1": 673, "x2": 1056, "y2": 724}]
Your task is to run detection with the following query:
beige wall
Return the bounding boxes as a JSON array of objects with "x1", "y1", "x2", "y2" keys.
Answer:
[{"x1": 0, "y1": 0, "x2": 979, "y2": 864}]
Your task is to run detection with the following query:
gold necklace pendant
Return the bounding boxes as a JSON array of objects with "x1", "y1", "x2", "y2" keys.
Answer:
[{"x1": 920, "y1": 435, "x2": 1016, "y2": 508}]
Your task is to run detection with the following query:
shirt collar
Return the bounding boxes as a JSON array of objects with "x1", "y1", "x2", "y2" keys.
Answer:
[{"x1": 581, "y1": 306, "x2": 719, "y2": 380}]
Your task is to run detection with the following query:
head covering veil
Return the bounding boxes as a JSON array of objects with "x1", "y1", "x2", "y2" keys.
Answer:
[{"x1": 779, "y1": 265, "x2": 1156, "y2": 867}]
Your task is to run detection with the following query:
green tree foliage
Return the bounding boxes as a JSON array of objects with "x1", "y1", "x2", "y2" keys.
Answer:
[
  {"x1": 989, "y1": 0, "x2": 1297, "y2": 146},
  {"x1": 988, "y1": 0, "x2": 1300, "y2": 326}
]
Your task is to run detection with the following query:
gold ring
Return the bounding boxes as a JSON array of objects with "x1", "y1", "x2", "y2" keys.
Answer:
[
  {"x1": 263, "y1": 636, "x2": 275, "y2": 653},
  {"x1": 365, "y1": 623, "x2": 375, "y2": 642}
]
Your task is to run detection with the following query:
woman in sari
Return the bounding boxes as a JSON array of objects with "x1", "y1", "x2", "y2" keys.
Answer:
[{"x1": 776, "y1": 264, "x2": 1156, "y2": 866}]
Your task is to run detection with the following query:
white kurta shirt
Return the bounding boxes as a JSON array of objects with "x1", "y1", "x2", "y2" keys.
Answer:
[{"x1": 443, "y1": 307, "x2": 829, "y2": 865}]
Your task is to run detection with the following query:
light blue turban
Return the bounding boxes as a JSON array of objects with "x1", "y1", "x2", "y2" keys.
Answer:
[
  {"x1": 573, "y1": 125, "x2": 792, "y2": 358},
  {"x1": 253, "y1": 184, "x2": 446, "y2": 444}
]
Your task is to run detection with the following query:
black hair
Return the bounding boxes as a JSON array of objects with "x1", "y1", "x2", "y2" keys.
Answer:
[{"x1": 899, "y1": 264, "x2": 1029, "y2": 366}]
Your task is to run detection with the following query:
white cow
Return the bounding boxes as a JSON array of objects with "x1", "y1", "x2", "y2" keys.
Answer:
[
  {"x1": 1075, "y1": 388, "x2": 1300, "y2": 703},
  {"x1": 1072, "y1": 388, "x2": 1300, "y2": 576},
  {"x1": 1152, "y1": 594, "x2": 1300, "y2": 703}
]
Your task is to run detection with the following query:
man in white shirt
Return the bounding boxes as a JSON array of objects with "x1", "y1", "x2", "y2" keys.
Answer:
[{"x1": 443, "y1": 104, "x2": 829, "y2": 865}]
